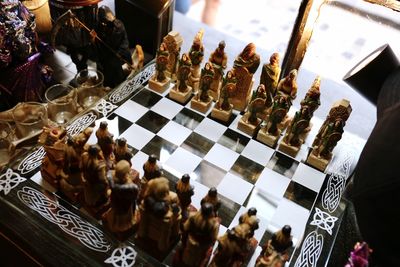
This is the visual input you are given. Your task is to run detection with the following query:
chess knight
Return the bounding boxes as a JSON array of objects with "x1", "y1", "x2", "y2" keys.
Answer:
[{"x1": 148, "y1": 42, "x2": 171, "y2": 93}]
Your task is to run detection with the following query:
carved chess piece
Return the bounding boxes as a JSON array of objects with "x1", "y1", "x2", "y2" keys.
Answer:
[
  {"x1": 170, "y1": 53, "x2": 193, "y2": 103},
  {"x1": 96, "y1": 121, "x2": 115, "y2": 169},
  {"x1": 260, "y1": 52, "x2": 281, "y2": 97},
  {"x1": 191, "y1": 62, "x2": 215, "y2": 113},
  {"x1": 175, "y1": 174, "x2": 195, "y2": 220},
  {"x1": 230, "y1": 43, "x2": 260, "y2": 111},
  {"x1": 276, "y1": 69, "x2": 298, "y2": 106},
  {"x1": 251, "y1": 83, "x2": 273, "y2": 119},
  {"x1": 208, "y1": 41, "x2": 228, "y2": 100},
  {"x1": 148, "y1": 42, "x2": 171, "y2": 93},
  {"x1": 238, "y1": 207, "x2": 259, "y2": 238},
  {"x1": 188, "y1": 29, "x2": 205, "y2": 92},
  {"x1": 201, "y1": 187, "x2": 221, "y2": 217},
  {"x1": 211, "y1": 69, "x2": 236, "y2": 122},
  {"x1": 307, "y1": 99, "x2": 352, "y2": 171},
  {"x1": 139, "y1": 154, "x2": 162, "y2": 201},
  {"x1": 163, "y1": 31, "x2": 183, "y2": 80},
  {"x1": 300, "y1": 76, "x2": 321, "y2": 116},
  {"x1": 114, "y1": 137, "x2": 133, "y2": 165}
]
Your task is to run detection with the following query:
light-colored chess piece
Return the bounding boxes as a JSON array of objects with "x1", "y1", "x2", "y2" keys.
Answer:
[
  {"x1": 188, "y1": 29, "x2": 205, "y2": 92},
  {"x1": 169, "y1": 53, "x2": 193, "y2": 103},
  {"x1": 208, "y1": 41, "x2": 228, "y2": 100},
  {"x1": 211, "y1": 69, "x2": 236, "y2": 122},
  {"x1": 191, "y1": 62, "x2": 215, "y2": 113},
  {"x1": 163, "y1": 31, "x2": 183, "y2": 81},
  {"x1": 148, "y1": 42, "x2": 171, "y2": 93},
  {"x1": 260, "y1": 52, "x2": 281, "y2": 97}
]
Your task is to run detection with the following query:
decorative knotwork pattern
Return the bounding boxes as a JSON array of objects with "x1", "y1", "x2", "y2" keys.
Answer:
[
  {"x1": 17, "y1": 146, "x2": 46, "y2": 174},
  {"x1": 17, "y1": 186, "x2": 110, "y2": 252},
  {"x1": 66, "y1": 112, "x2": 98, "y2": 137},
  {"x1": 294, "y1": 231, "x2": 323, "y2": 267},
  {"x1": 109, "y1": 63, "x2": 155, "y2": 104},
  {"x1": 0, "y1": 168, "x2": 26, "y2": 195},
  {"x1": 95, "y1": 99, "x2": 118, "y2": 117},
  {"x1": 310, "y1": 207, "x2": 338, "y2": 235},
  {"x1": 105, "y1": 246, "x2": 137, "y2": 267},
  {"x1": 321, "y1": 173, "x2": 346, "y2": 213}
]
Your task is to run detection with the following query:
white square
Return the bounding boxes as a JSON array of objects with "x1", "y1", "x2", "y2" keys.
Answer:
[
  {"x1": 165, "y1": 147, "x2": 202, "y2": 177},
  {"x1": 204, "y1": 143, "x2": 239, "y2": 171},
  {"x1": 194, "y1": 118, "x2": 227, "y2": 142},
  {"x1": 151, "y1": 97, "x2": 183, "y2": 119},
  {"x1": 292, "y1": 163, "x2": 326, "y2": 192},
  {"x1": 113, "y1": 100, "x2": 148, "y2": 123},
  {"x1": 131, "y1": 151, "x2": 149, "y2": 177},
  {"x1": 255, "y1": 168, "x2": 291, "y2": 200},
  {"x1": 217, "y1": 173, "x2": 253, "y2": 205},
  {"x1": 157, "y1": 121, "x2": 192, "y2": 146},
  {"x1": 244, "y1": 187, "x2": 281, "y2": 221},
  {"x1": 242, "y1": 139, "x2": 275, "y2": 166},
  {"x1": 120, "y1": 124, "x2": 155, "y2": 150},
  {"x1": 190, "y1": 179, "x2": 210, "y2": 210},
  {"x1": 31, "y1": 172, "x2": 57, "y2": 193}
]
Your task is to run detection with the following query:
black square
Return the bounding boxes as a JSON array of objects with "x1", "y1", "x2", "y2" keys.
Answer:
[
  {"x1": 181, "y1": 132, "x2": 215, "y2": 158},
  {"x1": 217, "y1": 128, "x2": 250, "y2": 153},
  {"x1": 218, "y1": 194, "x2": 242, "y2": 228},
  {"x1": 266, "y1": 151, "x2": 299, "y2": 179},
  {"x1": 230, "y1": 156, "x2": 264, "y2": 184},
  {"x1": 193, "y1": 160, "x2": 227, "y2": 188},
  {"x1": 106, "y1": 113, "x2": 133, "y2": 136},
  {"x1": 136, "y1": 110, "x2": 169, "y2": 133},
  {"x1": 161, "y1": 169, "x2": 180, "y2": 192},
  {"x1": 172, "y1": 108, "x2": 204, "y2": 130},
  {"x1": 131, "y1": 88, "x2": 162, "y2": 108},
  {"x1": 141, "y1": 136, "x2": 178, "y2": 161},
  {"x1": 283, "y1": 181, "x2": 317, "y2": 210}
]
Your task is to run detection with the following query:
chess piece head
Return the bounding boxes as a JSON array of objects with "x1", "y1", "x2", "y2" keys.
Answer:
[
  {"x1": 270, "y1": 52, "x2": 280, "y2": 65},
  {"x1": 115, "y1": 160, "x2": 130, "y2": 183},
  {"x1": 218, "y1": 41, "x2": 226, "y2": 51},
  {"x1": 98, "y1": 5, "x2": 115, "y2": 25},
  {"x1": 241, "y1": 43, "x2": 256, "y2": 60},
  {"x1": 148, "y1": 154, "x2": 157, "y2": 164},
  {"x1": 201, "y1": 202, "x2": 214, "y2": 218},
  {"x1": 181, "y1": 173, "x2": 190, "y2": 183},
  {"x1": 288, "y1": 69, "x2": 297, "y2": 81},
  {"x1": 117, "y1": 137, "x2": 127, "y2": 147},
  {"x1": 282, "y1": 225, "x2": 292, "y2": 236},
  {"x1": 208, "y1": 187, "x2": 218, "y2": 197},
  {"x1": 88, "y1": 145, "x2": 99, "y2": 156},
  {"x1": 99, "y1": 121, "x2": 108, "y2": 130},
  {"x1": 247, "y1": 207, "x2": 257, "y2": 216}
]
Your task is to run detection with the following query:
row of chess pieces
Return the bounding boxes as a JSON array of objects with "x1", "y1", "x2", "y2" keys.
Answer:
[
  {"x1": 149, "y1": 30, "x2": 353, "y2": 172},
  {"x1": 38, "y1": 121, "x2": 293, "y2": 267}
]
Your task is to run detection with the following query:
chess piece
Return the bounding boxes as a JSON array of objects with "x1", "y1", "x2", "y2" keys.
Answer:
[
  {"x1": 81, "y1": 145, "x2": 111, "y2": 218},
  {"x1": 188, "y1": 29, "x2": 205, "y2": 92},
  {"x1": 137, "y1": 177, "x2": 182, "y2": 256},
  {"x1": 139, "y1": 154, "x2": 162, "y2": 201},
  {"x1": 148, "y1": 42, "x2": 171, "y2": 93},
  {"x1": 175, "y1": 174, "x2": 195, "y2": 220},
  {"x1": 256, "y1": 225, "x2": 293, "y2": 267},
  {"x1": 211, "y1": 69, "x2": 236, "y2": 122},
  {"x1": 260, "y1": 52, "x2": 281, "y2": 97},
  {"x1": 300, "y1": 76, "x2": 321, "y2": 116},
  {"x1": 96, "y1": 121, "x2": 115, "y2": 169},
  {"x1": 257, "y1": 94, "x2": 290, "y2": 147},
  {"x1": 163, "y1": 31, "x2": 183, "y2": 80},
  {"x1": 173, "y1": 203, "x2": 219, "y2": 267},
  {"x1": 114, "y1": 137, "x2": 133, "y2": 165},
  {"x1": 103, "y1": 160, "x2": 139, "y2": 240},
  {"x1": 191, "y1": 62, "x2": 215, "y2": 113},
  {"x1": 201, "y1": 187, "x2": 221, "y2": 217},
  {"x1": 276, "y1": 69, "x2": 298, "y2": 105},
  {"x1": 170, "y1": 53, "x2": 193, "y2": 103},
  {"x1": 307, "y1": 99, "x2": 352, "y2": 171},
  {"x1": 230, "y1": 43, "x2": 260, "y2": 111},
  {"x1": 238, "y1": 207, "x2": 259, "y2": 238},
  {"x1": 208, "y1": 41, "x2": 228, "y2": 100}
]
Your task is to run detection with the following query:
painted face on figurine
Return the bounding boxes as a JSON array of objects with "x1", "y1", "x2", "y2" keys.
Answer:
[{"x1": 270, "y1": 53, "x2": 279, "y2": 65}]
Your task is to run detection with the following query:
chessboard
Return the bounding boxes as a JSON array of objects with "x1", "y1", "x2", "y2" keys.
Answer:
[{"x1": 0, "y1": 62, "x2": 366, "y2": 267}]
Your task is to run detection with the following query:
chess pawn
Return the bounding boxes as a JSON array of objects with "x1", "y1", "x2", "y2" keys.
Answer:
[
  {"x1": 276, "y1": 69, "x2": 298, "y2": 105},
  {"x1": 114, "y1": 137, "x2": 133, "y2": 165},
  {"x1": 96, "y1": 121, "x2": 115, "y2": 169},
  {"x1": 191, "y1": 62, "x2": 215, "y2": 113},
  {"x1": 201, "y1": 187, "x2": 221, "y2": 217},
  {"x1": 211, "y1": 69, "x2": 236, "y2": 122},
  {"x1": 139, "y1": 154, "x2": 162, "y2": 201},
  {"x1": 260, "y1": 52, "x2": 281, "y2": 97},
  {"x1": 188, "y1": 29, "x2": 205, "y2": 92},
  {"x1": 208, "y1": 41, "x2": 228, "y2": 100},
  {"x1": 170, "y1": 53, "x2": 193, "y2": 103},
  {"x1": 173, "y1": 203, "x2": 220, "y2": 267},
  {"x1": 175, "y1": 174, "x2": 194, "y2": 220},
  {"x1": 103, "y1": 160, "x2": 139, "y2": 240},
  {"x1": 148, "y1": 42, "x2": 171, "y2": 93},
  {"x1": 239, "y1": 207, "x2": 260, "y2": 238}
]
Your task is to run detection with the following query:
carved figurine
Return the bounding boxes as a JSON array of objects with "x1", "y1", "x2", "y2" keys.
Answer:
[
  {"x1": 188, "y1": 29, "x2": 205, "y2": 92},
  {"x1": 148, "y1": 42, "x2": 171, "y2": 93},
  {"x1": 276, "y1": 69, "x2": 298, "y2": 105},
  {"x1": 139, "y1": 154, "x2": 163, "y2": 201},
  {"x1": 175, "y1": 174, "x2": 195, "y2": 220},
  {"x1": 256, "y1": 225, "x2": 293, "y2": 267},
  {"x1": 103, "y1": 160, "x2": 139, "y2": 240},
  {"x1": 230, "y1": 43, "x2": 260, "y2": 111},
  {"x1": 163, "y1": 31, "x2": 183, "y2": 80},
  {"x1": 300, "y1": 76, "x2": 321, "y2": 116},
  {"x1": 201, "y1": 187, "x2": 221, "y2": 217},
  {"x1": 307, "y1": 99, "x2": 352, "y2": 171},
  {"x1": 173, "y1": 203, "x2": 220, "y2": 267},
  {"x1": 96, "y1": 121, "x2": 114, "y2": 169},
  {"x1": 114, "y1": 137, "x2": 133, "y2": 165},
  {"x1": 260, "y1": 52, "x2": 281, "y2": 97},
  {"x1": 170, "y1": 53, "x2": 193, "y2": 103},
  {"x1": 238, "y1": 207, "x2": 259, "y2": 238},
  {"x1": 208, "y1": 41, "x2": 228, "y2": 100},
  {"x1": 211, "y1": 69, "x2": 237, "y2": 122},
  {"x1": 191, "y1": 62, "x2": 215, "y2": 113}
]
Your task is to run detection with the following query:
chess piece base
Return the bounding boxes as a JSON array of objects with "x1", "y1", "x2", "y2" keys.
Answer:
[
  {"x1": 257, "y1": 128, "x2": 281, "y2": 147},
  {"x1": 191, "y1": 96, "x2": 213, "y2": 113},
  {"x1": 211, "y1": 105, "x2": 233, "y2": 122},
  {"x1": 169, "y1": 86, "x2": 193, "y2": 104},
  {"x1": 148, "y1": 76, "x2": 171, "y2": 93},
  {"x1": 237, "y1": 113, "x2": 261, "y2": 136},
  {"x1": 306, "y1": 150, "x2": 332, "y2": 171},
  {"x1": 278, "y1": 141, "x2": 300, "y2": 158}
]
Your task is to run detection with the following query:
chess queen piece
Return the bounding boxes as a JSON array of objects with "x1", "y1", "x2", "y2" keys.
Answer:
[
  {"x1": 276, "y1": 69, "x2": 298, "y2": 106},
  {"x1": 260, "y1": 52, "x2": 281, "y2": 97},
  {"x1": 148, "y1": 42, "x2": 171, "y2": 93},
  {"x1": 211, "y1": 69, "x2": 237, "y2": 122},
  {"x1": 103, "y1": 160, "x2": 139, "y2": 240},
  {"x1": 175, "y1": 174, "x2": 195, "y2": 221},
  {"x1": 201, "y1": 187, "x2": 221, "y2": 217},
  {"x1": 163, "y1": 31, "x2": 183, "y2": 80},
  {"x1": 230, "y1": 43, "x2": 260, "y2": 111},
  {"x1": 191, "y1": 62, "x2": 215, "y2": 113},
  {"x1": 169, "y1": 53, "x2": 193, "y2": 103},
  {"x1": 188, "y1": 29, "x2": 205, "y2": 92},
  {"x1": 256, "y1": 225, "x2": 293, "y2": 267},
  {"x1": 208, "y1": 41, "x2": 228, "y2": 100},
  {"x1": 307, "y1": 99, "x2": 352, "y2": 171}
]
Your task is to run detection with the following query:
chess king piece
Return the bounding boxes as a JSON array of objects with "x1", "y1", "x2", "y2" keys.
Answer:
[
  {"x1": 208, "y1": 41, "x2": 228, "y2": 100},
  {"x1": 139, "y1": 154, "x2": 162, "y2": 201},
  {"x1": 148, "y1": 42, "x2": 171, "y2": 93},
  {"x1": 188, "y1": 29, "x2": 205, "y2": 92},
  {"x1": 175, "y1": 174, "x2": 195, "y2": 220},
  {"x1": 81, "y1": 145, "x2": 111, "y2": 218},
  {"x1": 201, "y1": 187, "x2": 221, "y2": 217},
  {"x1": 256, "y1": 225, "x2": 293, "y2": 267},
  {"x1": 169, "y1": 53, "x2": 193, "y2": 103},
  {"x1": 39, "y1": 126, "x2": 68, "y2": 188},
  {"x1": 137, "y1": 177, "x2": 182, "y2": 257},
  {"x1": 279, "y1": 76, "x2": 321, "y2": 157},
  {"x1": 230, "y1": 43, "x2": 260, "y2": 111},
  {"x1": 103, "y1": 160, "x2": 139, "y2": 241},
  {"x1": 96, "y1": 121, "x2": 115, "y2": 169},
  {"x1": 307, "y1": 99, "x2": 352, "y2": 171},
  {"x1": 211, "y1": 69, "x2": 237, "y2": 122},
  {"x1": 173, "y1": 203, "x2": 220, "y2": 267},
  {"x1": 191, "y1": 62, "x2": 215, "y2": 113},
  {"x1": 257, "y1": 94, "x2": 291, "y2": 147},
  {"x1": 276, "y1": 69, "x2": 298, "y2": 106},
  {"x1": 260, "y1": 52, "x2": 281, "y2": 98},
  {"x1": 163, "y1": 31, "x2": 183, "y2": 80}
]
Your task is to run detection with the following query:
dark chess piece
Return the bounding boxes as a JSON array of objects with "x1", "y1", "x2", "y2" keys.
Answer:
[
  {"x1": 114, "y1": 137, "x2": 133, "y2": 165},
  {"x1": 260, "y1": 52, "x2": 281, "y2": 97},
  {"x1": 175, "y1": 174, "x2": 195, "y2": 220},
  {"x1": 103, "y1": 160, "x2": 139, "y2": 240},
  {"x1": 95, "y1": 121, "x2": 114, "y2": 169},
  {"x1": 239, "y1": 207, "x2": 259, "y2": 238},
  {"x1": 139, "y1": 154, "x2": 162, "y2": 201},
  {"x1": 173, "y1": 203, "x2": 220, "y2": 267},
  {"x1": 201, "y1": 187, "x2": 221, "y2": 217}
]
